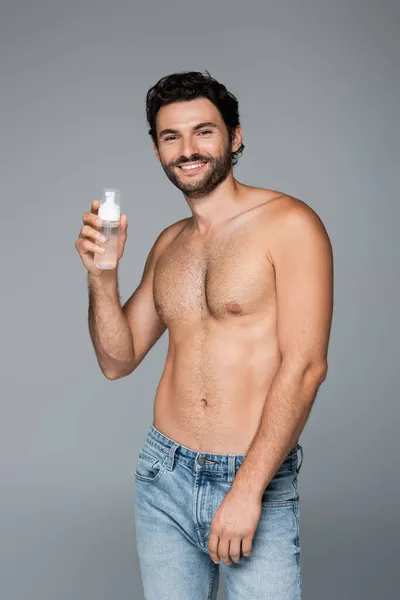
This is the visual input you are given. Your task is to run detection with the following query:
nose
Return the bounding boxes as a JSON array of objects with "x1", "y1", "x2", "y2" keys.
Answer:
[{"x1": 179, "y1": 134, "x2": 200, "y2": 162}]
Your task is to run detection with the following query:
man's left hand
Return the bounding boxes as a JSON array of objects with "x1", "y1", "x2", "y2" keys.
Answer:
[{"x1": 208, "y1": 489, "x2": 262, "y2": 564}]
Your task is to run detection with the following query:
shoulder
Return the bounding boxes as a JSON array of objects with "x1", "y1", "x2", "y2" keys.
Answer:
[
  {"x1": 262, "y1": 192, "x2": 332, "y2": 263},
  {"x1": 264, "y1": 192, "x2": 328, "y2": 235},
  {"x1": 246, "y1": 186, "x2": 326, "y2": 228},
  {"x1": 152, "y1": 217, "x2": 189, "y2": 260}
]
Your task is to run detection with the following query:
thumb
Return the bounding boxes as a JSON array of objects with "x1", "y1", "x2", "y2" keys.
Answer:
[{"x1": 120, "y1": 214, "x2": 128, "y2": 230}]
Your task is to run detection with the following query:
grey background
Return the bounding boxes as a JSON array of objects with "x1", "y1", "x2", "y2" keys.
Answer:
[{"x1": 1, "y1": 0, "x2": 399, "y2": 598}]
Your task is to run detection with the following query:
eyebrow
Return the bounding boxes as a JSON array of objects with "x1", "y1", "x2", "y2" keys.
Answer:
[{"x1": 159, "y1": 122, "x2": 218, "y2": 138}]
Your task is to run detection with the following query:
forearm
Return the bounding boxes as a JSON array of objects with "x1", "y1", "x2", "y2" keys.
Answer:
[
  {"x1": 232, "y1": 361, "x2": 327, "y2": 500},
  {"x1": 87, "y1": 269, "x2": 135, "y2": 379}
]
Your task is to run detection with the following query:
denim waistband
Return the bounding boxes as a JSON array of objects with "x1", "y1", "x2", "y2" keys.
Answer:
[{"x1": 142, "y1": 424, "x2": 302, "y2": 479}]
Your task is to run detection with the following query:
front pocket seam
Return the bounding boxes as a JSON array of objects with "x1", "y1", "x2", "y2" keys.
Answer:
[
  {"x1": 139, "y1": 451, "x2": 160, "y2": 465},
  {"x1": 135, "y1": 453, "x2": 167, "y2": 483},
  {"x1": 261, "y1": 499, "x2": 295, "y2": 508},
  {"x1": 261, "y1": 464, "x2": 297, "y2": 507}
]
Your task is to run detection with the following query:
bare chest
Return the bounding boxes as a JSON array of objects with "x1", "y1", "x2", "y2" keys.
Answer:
[{"x1": 153, "y1": 219, "x2": 275, "y2": 322}]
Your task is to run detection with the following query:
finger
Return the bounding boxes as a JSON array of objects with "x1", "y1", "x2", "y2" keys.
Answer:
[
  {"x1": 120, "y1": 214, "x2": 128, "y2": 230},
  {"x1": 218, "y1": 535, "x2": 232, "y2": 565},
  {"x1": 81, "y1": 239, "x2": 105, "y2": 255},
  {"x1": 208, "y1": 531, "x2": 220, "y2": 564},
  {"x1": 228, "y1": 536, "x2": 242, "y2": 563},
  {"x1": 241, "y1": 534, "x2": 253, "y2": 558},
  {"x1": 81, "y1": 224, "x2": 107, "y2": 243},
  {"x1": 82, "y1": 211, "x2": 103, "y2": 228},
  {"x1": 91, "y1": 199, "x2": 100, "y2": 214}
]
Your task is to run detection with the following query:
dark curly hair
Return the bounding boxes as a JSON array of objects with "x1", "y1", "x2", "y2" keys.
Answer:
[{"x1": 146, "y1": 70, "x2": 245, "y2": 166}]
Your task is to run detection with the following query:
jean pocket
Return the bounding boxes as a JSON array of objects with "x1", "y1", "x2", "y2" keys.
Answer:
[
  {"x1": 134, "y1": 445, "x2": 167, "y2": 483},
  {"x1": 261, "y1": 465, "x2": 298, "y2": 508}
]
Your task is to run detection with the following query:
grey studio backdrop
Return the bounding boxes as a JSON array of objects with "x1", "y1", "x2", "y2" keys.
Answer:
[{"x1": 1, "y1": 1, "x2": 399, "y2": 599}]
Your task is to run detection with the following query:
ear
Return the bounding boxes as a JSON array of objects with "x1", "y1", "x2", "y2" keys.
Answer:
[
  {"x1": 153, "y1": 142, "x2": 160, "y2": 161},
  {"x1": 231, "y1": 125, "x2": 243, "y2": 152}
]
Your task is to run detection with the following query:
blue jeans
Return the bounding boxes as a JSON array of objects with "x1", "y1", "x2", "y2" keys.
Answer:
[{"x1": 133, "y1": 425, "x2": 304, "y2": 599}]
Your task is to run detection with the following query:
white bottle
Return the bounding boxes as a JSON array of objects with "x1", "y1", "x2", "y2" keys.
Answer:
[{"x1": 94, "y1": 188, "x2": 121, "y2": 270}]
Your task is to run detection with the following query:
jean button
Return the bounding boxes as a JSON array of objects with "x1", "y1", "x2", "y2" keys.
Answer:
[{"x1": 197, "y1": 456, "x2": 206, "y2": 465}]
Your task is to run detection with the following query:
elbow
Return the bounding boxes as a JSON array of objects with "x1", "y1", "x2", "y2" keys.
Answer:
[
  {"x1": 316, "y1": 360, "x2": 328, "y2": 382},
  {"x1": 307, "y1": 360, "x2": 328, "y2": 385},
  {"x1": 288, "y1": 359, "x2": 328, "y2": 390},
  {"x1": 284, "y1": 357, "x2": 328, "y2": 383},
  {"x1": 103, "y1": 371, "x2": 120, "y2": 380},
  {"x1": 103, "y1": 364, "x2": 136, "y2": 380},
  {"x1": 296, "y1": 361, "x2": 328, "y2": 402}
]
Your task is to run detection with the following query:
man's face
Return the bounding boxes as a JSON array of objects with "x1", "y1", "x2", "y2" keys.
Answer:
[{"x1": 154, "y1": 98, "x2": 239, "y2": 199}]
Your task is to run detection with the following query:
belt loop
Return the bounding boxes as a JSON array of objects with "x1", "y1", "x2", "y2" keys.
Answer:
[
  {"x1": 166, "y1": 442, "x2": 179, "y2": 472},
  {"x1": 227, "y1": 456, "x2": 236, "y2": 484},
  {"x1": 296, "y1": 444, "x2": 303, "y2": 474}
]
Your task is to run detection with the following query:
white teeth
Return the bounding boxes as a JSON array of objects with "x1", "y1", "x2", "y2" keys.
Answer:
[{"x1": 180, "y1": 162, "x2": 206, "y2": 170}]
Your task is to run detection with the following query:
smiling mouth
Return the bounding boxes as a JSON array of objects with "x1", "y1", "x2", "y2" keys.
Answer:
[{"x1": 177, "y1": 161, "x2": 208, "y2": 173}]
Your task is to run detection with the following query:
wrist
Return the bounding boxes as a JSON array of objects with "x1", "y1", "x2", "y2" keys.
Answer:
[
  {"x1": 88, "y1": 268, "x2": 118, "y2": 294},
  {"x1": 231, "y1": 461, "x2": 266, "y2": 503},
  {"x1": 88, "y1": 266, "x2": 117, "y2": 282}
]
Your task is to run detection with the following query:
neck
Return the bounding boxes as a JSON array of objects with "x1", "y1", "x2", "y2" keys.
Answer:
[{"x1": 185, "y1": 174, "x2": 247, "y2": 236}]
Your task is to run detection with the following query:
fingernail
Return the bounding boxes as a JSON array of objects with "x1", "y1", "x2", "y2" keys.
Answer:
[{"x1": 96, "y1": 218, "x2": 102, "y2": 225}]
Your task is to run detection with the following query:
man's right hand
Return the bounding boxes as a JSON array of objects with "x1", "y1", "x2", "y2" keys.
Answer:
[{"x1": 75, "y1": 199, "x2": 128, "y2": 277}]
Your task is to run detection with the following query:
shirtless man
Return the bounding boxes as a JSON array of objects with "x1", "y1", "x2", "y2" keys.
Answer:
[{"x1": 76, "y1": 71, "x2": 333, "y2": 599}]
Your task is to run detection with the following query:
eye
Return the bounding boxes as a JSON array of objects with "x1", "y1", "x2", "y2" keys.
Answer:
[{"x1": 164, "y1": 130, "x2": 212, "y2": 142}]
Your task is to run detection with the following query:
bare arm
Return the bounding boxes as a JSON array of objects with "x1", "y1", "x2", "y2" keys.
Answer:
[
  {"x1": 120, "y1": 235, "x2": 167, "y2": 374},
  {"x1": 232, "y1": 199, "x2": 333, "y2": 499},
  {"x1": 87, "y1": 268, "x2": 136, "y2": 380},
  {"x1": 88, "y1": 221, "x2": 185, "y2": 380}
]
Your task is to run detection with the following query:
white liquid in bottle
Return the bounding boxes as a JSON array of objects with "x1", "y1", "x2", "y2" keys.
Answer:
[{"x1": 94, "y1": 188, "x2": 121, "y2": 270}]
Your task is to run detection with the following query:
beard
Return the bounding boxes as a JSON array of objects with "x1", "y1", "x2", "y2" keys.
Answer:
[{"x1": 159, "y1": 143, "x2": 233, "y2": 199}]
